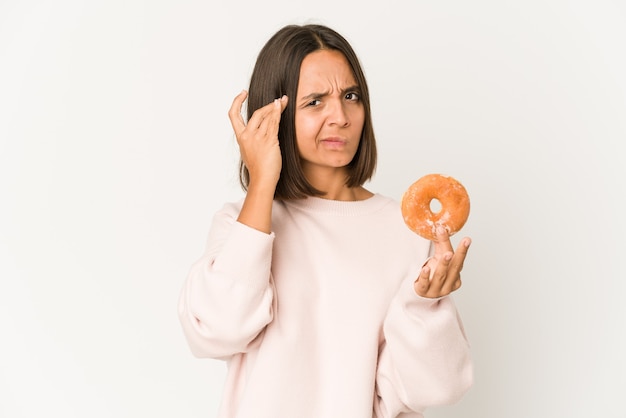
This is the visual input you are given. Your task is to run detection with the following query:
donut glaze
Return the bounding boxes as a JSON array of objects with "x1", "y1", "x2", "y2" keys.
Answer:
[{"x1": 401, "y1": 174, "x2": 470, "y2": 241}]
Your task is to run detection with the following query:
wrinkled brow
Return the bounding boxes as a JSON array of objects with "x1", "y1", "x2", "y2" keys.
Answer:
[{"x1": 299, "y1": 85, "x2": 361, "y2": 102}]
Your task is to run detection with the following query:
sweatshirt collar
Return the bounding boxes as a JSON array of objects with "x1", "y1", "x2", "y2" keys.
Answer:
[{"x1": 282, "y1": 193, "x2": 391, "y2": 216}]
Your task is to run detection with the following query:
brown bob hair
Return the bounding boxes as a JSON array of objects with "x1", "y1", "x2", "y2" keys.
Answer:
[{"x1": 239, "y1": 24, "x2": 377, "y2": 200}]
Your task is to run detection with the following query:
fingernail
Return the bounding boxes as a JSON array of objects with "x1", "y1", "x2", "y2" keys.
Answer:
[
  {"x1": 437, "y1": 225, "x2": 445, "y2": 234},
  {"x1": 445, "y1": 253, "x2": 452, "y2": 261},
  {"x1": 281, "y1": 95, "x2": 288, "y2": 101}
]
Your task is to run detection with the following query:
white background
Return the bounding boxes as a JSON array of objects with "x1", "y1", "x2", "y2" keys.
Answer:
[{"x1": 1, "y1": 1, "x2": 625, "y2": 417}]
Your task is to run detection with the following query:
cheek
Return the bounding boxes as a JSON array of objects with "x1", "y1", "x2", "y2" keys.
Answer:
[
  {"x1": 295, "y1": 115, "x2": 319, "y2": 145},
  {"x1": 352, "y1": 110, "x2": 366, "y2": 135}
]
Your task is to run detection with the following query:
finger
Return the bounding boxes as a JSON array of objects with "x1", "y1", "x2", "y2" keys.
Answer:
[
  {"x1": 455, "y1": 237, "x2": 471, "y2": 264},
  {"x1": 432, "y1": 225, "x2": 454, "y2": 255},
  {"x1": 440, "y1": 238, "x2": 470, "y2": 294},
  {"x1": 413, "y1": 265, "x2": 432, "y2": 296},
  {"x1": 247, "y1": 96, "x2": 286, "y2": 132},
  {"x1": 228, "y1": 90, "x2": 248, "y2": 137},
  {"x1": 271, "y1": 95, "x2": 289, "y2": 136},
  {"x1": 258, "y1": 98, "x2": 283, "y2": 137},
  {"x1": 448, "y1": 237, "x2": 471, "y2": 274},
  {"x1": 272, "y1": 96, "x2": 289, "y2": 128},
  {"x1": 430, "y1": 251, "x2": 453, "y2": 292},
  {"x1": 278, "y1": 95, "x2": 289, "y2": 112}
]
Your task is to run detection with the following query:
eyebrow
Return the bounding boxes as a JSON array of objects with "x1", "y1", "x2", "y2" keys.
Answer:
[{"x1": 299, "y1": 85, "x2": 361, "y2": 102}]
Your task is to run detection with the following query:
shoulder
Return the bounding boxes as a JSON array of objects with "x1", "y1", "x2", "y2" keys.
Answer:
[
  {"x1": 372, "y1": 193, "x2": 432, "y2": 256},
  {"x1": 213, "y1": 198, "x2": 246, "y2": 221},
  {"x1": 205, "y1": 198, "x2": 245, "y2": 242}
]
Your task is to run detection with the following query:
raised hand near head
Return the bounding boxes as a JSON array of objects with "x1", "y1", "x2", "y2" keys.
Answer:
[{"x1": 228, "y1": 91, "x2": 289, "y2": 190}]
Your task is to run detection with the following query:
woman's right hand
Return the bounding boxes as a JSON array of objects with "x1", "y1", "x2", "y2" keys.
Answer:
[{"x1": 228, "y1": 91, "x2": 289, "y2": 189}]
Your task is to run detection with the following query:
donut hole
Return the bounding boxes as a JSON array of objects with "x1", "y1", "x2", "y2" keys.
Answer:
[{"x1": 429, "y1": 198, "x2": 442, "y2": 214}]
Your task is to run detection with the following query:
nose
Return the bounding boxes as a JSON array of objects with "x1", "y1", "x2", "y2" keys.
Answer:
[{"x1": 326, "y1": 99, "x2": 349, "y2": 127}]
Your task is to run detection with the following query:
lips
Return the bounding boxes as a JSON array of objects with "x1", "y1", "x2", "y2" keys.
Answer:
[{"x1": 320, "y1": 137, "x2": 347, "y2": 148}]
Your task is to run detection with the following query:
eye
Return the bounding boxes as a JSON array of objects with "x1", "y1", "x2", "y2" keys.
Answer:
[
  {"x1": 307, "y1": 99, "x2": 321, "y2": 107},
  {"x1": 345, "y1": 92, "x2": 360, "y2": 101}
]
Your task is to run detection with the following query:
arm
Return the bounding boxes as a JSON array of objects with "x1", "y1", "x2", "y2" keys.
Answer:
[
  {"x1": 374, "y1": 285, "x2": 473, "y2": 416},
  {"x1": 177, "y1": 209, "x2": 276, "y2": 359},
  {"x1": 177, "y1": 92, "x2": 289, "y2": 359},
  {"x1": 374, "y1": 228, "x2": 473, "y2": 416},
  {"x1": 230, "y1": 91, "x2": 288, "y2": 234}
]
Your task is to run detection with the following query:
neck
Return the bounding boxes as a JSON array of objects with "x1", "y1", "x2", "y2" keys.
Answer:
[
  {"x1": 321, "y1": 186, "x2": 373, "y2": 201},
  {"x1": 303, "y1": 166, "x2": 372, "y2": 201}
]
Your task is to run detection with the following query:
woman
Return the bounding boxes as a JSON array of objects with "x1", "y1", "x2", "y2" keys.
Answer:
[{"x1": 178, "y1": 24, "x2": 473, "y2": 418}]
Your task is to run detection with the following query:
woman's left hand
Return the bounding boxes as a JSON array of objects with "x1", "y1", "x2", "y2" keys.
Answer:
[{"x1": 413, "y1": 226, "x2": 471, "y2": 298}]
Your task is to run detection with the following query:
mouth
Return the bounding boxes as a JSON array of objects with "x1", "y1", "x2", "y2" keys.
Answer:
[{"x1": 320, "y1": 137, "x2": 347, "y2": 148}]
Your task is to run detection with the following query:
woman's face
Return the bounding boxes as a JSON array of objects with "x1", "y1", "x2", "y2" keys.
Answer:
[{"x1": 294, "y1": 49, "x2": 365, "y2": 176}]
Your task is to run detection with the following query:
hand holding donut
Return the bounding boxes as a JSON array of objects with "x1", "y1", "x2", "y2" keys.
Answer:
[
  {"x1": 401, "y1": 173, "x2": 472, "y2": 298},
  {"x1": 228, "y1": 90, "x2": 289, "y2": 189},
  {"x1": 413, "y1": 228, "x2": 471, "y2": 298}
]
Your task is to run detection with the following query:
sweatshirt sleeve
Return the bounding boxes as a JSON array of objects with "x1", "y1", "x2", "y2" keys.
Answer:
[
  {"x1": 178, "y1": 205, "x2": 275, "y2": 360},
  {"x1": 374, "y1": 277, "x2": 473, "y2": 417}
]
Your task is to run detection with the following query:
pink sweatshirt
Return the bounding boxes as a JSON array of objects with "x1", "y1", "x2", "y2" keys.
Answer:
[{"x1": 178, "y1": 194, "x2": 472, "y2": 418}]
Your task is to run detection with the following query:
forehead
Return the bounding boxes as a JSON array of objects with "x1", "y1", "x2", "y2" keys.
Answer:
[{"x1": 297, "y1": 49, "x2": 356, "y2": 92}]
